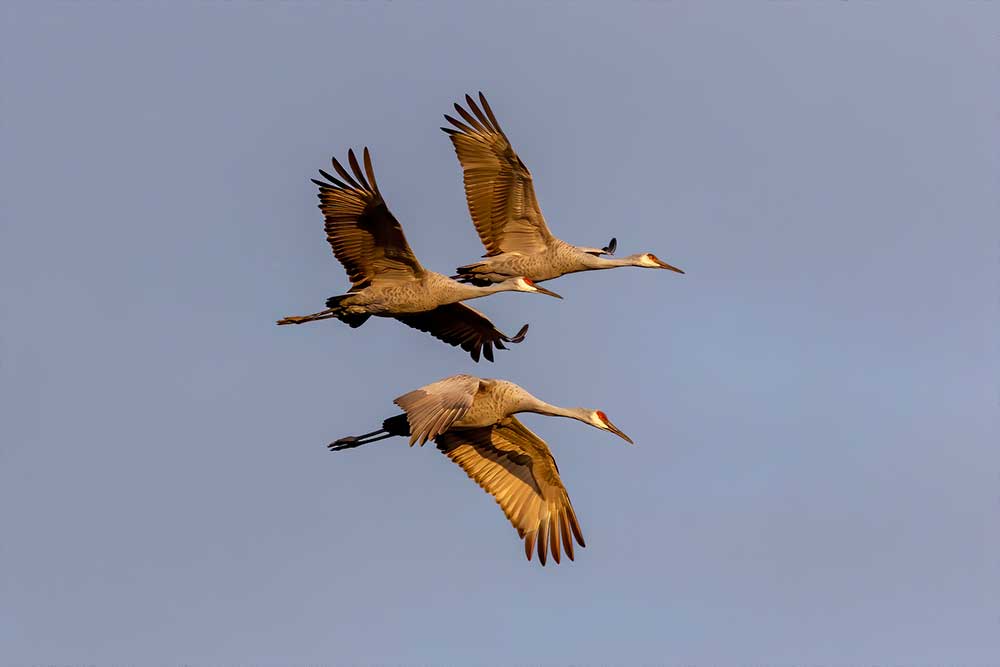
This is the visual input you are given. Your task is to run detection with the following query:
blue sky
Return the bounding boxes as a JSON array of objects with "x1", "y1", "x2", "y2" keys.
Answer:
[{"x1": 2, "y1": 2, "x2": 997, "y2": 663}]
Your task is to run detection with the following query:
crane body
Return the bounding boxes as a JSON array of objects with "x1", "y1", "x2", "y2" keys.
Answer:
[
  {"x1": 277, "y1": 148, "x2": 560, "y2": 361},
  {"x1": 329, "y1": 374, "x2": 632, "y2": 565},
  {"x1": 455, "y1": 238, "x2": 680, "y2": 285},
  {"x1": 443, "y1": 93, "x2": 685, "y2": 285}
]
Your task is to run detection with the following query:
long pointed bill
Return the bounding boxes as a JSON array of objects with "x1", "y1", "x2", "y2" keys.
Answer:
[
  {"x1": 654, "y1": 258, "x2": 684, "y2": 274},
  {"x1": 604, "y1": 418, "x2": 634, "y2": 444},
  {"x1": 533, "y1": 285, "x2": 563, "y2": 299}
]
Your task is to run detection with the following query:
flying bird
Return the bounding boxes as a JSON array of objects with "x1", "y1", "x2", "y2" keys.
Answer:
[
  {"x1": 277, "y1": 148, "x2": 562, "y2": 362},
  {"x1": 330, "y1": 374, "x2": 633, "y2": 565},
  {"x1": 442, "y1": 93, "x2": 685, "y2": 286}
]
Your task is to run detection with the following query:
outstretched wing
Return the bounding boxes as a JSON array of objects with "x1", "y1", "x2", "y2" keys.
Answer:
[
  {"x1": 394, "y1": 303, "x2": 528, "y2": 364},
  {"x1": 312, "y1": 148, "x2": 424, "y2": 289},
  {"x1": 392, "y1": 374, "x2": 483, "y2": 446},
  {"x1": 442, "y1": 93, "x2": 555, "y2": 257},
  {"x1": 435, "y1": 416, "x2": 585, "y2": 566}
]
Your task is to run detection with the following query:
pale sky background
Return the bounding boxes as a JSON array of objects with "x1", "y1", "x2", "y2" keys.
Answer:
[{"x1": 2, "y1": 2, "x2": 998, "y2": 664}]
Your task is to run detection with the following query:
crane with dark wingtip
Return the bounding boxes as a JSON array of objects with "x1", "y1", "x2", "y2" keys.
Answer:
[
  {"x1": 443, "y1": 92, "x2": 686, "y2": 286},
  {"x1": 331, "y1": 374, "x2": 633, "y2": 566},
  {"x1": 277, "y1": 147, "x2": 562, "y2": 362}
]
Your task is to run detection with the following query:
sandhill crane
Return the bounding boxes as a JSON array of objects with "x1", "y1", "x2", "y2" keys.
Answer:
[
  {"x1": 330, "y1": 374, "x2": 633, "y2": 565},
  {"x1": 277, "y1": 148, "x2": 562, "y2": 362},
  {"x1": 442, "y1": 93, "x2": 685, "y2": 286}
]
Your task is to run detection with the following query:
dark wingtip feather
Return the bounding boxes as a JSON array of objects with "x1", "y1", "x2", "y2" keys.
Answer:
[
  {"x1": 537, "y1": 523, "x2": 548, "y2": 566},
  {"x1": 465, "y1": 94, "x2": 489, "y2": 126},
  {"x1": 347, "y1": 149, "x2": 370, "y2": 191},
  {"x1": 477, "y1": 91, "x2": 504, "y2": 135},
  {"x1": 330, "y1": 154, "x2": 362, "y2": 189},
  {"x1": 550, "y1": 516, "x2": 561, "y2": 564},
  {"x1": 560, "y1": 512, "x2": 574, "y2": 561},
  {"x1": 453, "y1": 100, "x2": 487, "y2": 133},
  {"x1": 444, "y1": 113, "x2": 475, "y2": 134},
  {"x1": 362, "y1": 147, "x2": 380, "y2": 195},
  {"x1": 316, "y1": 169, "x2": 348, "y2": 189}
]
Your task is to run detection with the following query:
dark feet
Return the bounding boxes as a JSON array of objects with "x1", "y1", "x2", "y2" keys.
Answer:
[{"x1": 328, "y1": 437, "x2": 360, "y2": 451}]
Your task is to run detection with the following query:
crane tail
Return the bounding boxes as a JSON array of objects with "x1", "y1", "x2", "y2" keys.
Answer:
[
  {"x1": 452, "y1": 261, "x2": 499, "y2": 286},
  {"x1": 507, "y1": 323, "x2": 529, "y2": 344},
  {"x1": 450, "y1": 273, "x2": 493, "y2": 287}
]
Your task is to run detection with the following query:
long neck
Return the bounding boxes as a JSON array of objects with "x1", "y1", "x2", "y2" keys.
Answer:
[
  {"x1": 578, "y1": 253, "x2": 637, "y2": 271},
  {"x1": 521, "y1": 396, "x2": 592, "y2": 426},
  {"x1": 442, "y1": 280, "x2": 516, "y2": 304}
]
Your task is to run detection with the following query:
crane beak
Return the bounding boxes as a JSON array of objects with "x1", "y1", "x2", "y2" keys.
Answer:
[
  {"x1": 604, "y1": 419, "x2": 634, "y2": 444},
  {"x1": 654, "y1": 258, "x2": 684, "y2": 274},
  {"x1": 532, "y1": 284, "x2": 563, "y2": 299}
]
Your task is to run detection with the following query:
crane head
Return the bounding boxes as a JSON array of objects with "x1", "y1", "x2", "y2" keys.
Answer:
[
  {"x1": 511, "y1": 277, "x2": 563, "y2": 299},
  {"x1": 637, "y1": 253, "x2": 684, "y2": 274},
  {"x1": 590, "y1": 410, "x2": 634, "y2": 444}
]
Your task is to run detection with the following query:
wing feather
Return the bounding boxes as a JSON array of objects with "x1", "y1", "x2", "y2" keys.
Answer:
[
  {"x1": 394, "y1": 304, "x2": 528, "y2": 364},
  {"x1": 435, "y1": 417, "x2": 585, "y2": 566},
  {"x1": 315, "y1": 148, "x2": 424, "y2": 288},
  {"x1": 443, "y1": 93, "x2": 555, "y2": 257},
  {"x1": 393, "y1": 374, "x2": 481, "y2": 446}
]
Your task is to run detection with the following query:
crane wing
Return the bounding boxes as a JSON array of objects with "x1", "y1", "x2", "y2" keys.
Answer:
[
  {"x1": 435, "y1": 416, "x2": 585, "y2": 566},
  {"x1": 392, "y1": 374, "x2": 482, "y2": 446},
  {"x1": 442, "y1": 93, "x2": 555, "y2": 257},
  {"x1": 394, "y1": 303, "x2": 528, "y2": 364},
  {"x1": 312, "y1": 148, "x2": 424, "y2": 289}
]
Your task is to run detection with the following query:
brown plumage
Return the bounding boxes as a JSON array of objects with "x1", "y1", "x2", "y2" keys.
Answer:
[
  {"x1": 318, "y1": 148, "x2": 424, "y2": 289},
  {"x1": 443, "y1": 94, "x2": 552, "y2": 258},
  {"x1": 330, "y1": 374, "x2": 633, "y2": 565},
  {"x1": 436, "y1": 417, "x2": 585, "y2": 565},
  {"x1": 276, "y1": 148, "x2": 562, "y2": 362},
  {"x1": 443, "y1": 93, "x2": 685, "y2": 284}
]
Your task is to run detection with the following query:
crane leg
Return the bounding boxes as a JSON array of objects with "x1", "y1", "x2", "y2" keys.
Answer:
[
  {"x1": 276, "y1": 309, "x2": 338, "y2": 325},
  {"x1": 328, "y1": 414, "x2": 410, "y2": 452},
  {"x1": 328, "y1": 429, "x2": 395, "y2": 451}
]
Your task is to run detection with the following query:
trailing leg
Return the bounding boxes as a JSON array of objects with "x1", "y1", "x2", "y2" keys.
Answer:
[
  {"x1": 276, "y1": 308, "x2": 339, "y2": 325},
  {"x1": 276, "y1": 295, "x2": 369, "y2": 327},
  {"x1": 328, "y1": 414, "x2": 410, "y2": 451}
]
